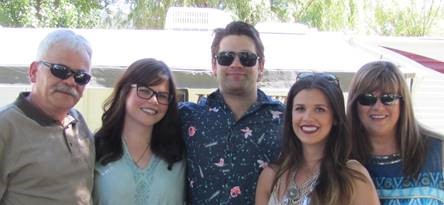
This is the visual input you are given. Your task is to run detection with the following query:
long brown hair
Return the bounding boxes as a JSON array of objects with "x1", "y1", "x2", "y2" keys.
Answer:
[
  {"x1": 272, "y1": 73, "x2": 365, "y2": 205},
  {"x1": 347, "y1": 61, "x2": 433, "y2": 177},
  {"x1": 95, "y1": 58, "x2": 184, "y2": 170}
]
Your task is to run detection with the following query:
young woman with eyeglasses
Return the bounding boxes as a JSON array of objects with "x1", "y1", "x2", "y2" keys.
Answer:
[
  {"x1": 256, "y1": 72, "x2": 379, "y2": 205},
  {"x1": 347, "y1": 61, "x2": 444, "y2": 204},
  {"x1": 93, "y1": 58, "x2": 185, "y2": 205}
]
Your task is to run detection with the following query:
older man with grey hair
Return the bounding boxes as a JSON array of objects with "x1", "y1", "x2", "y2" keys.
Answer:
[{"x1": 0, "y1": 29, "x2": 94, "y2": 205}]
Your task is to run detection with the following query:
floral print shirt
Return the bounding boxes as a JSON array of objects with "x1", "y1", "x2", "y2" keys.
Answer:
[{"x1": 179, "y1": 89, "x2": 285, "y2": 205}]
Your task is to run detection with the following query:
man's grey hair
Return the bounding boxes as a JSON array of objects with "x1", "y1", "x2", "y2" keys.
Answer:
[{"x1": 36, "y1": 29, "x2": 92, "y2": 61}]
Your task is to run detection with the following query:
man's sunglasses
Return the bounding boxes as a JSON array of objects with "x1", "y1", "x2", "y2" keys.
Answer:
[
  {"x1": 40, "y1": 61, "x2": 91, "y2": 85},
  {"x1": 296, "y1": 72, "x2": 340, "y2": 86},
  {"x1": 131, "y1": 84, "x2": 172, "y2": 105},
  {"x1": 358, "y1": 93, "x2": 402, "y2": 106},
  {"x1": 215, "y1": 51, "x2": 259, "y2": 67}
]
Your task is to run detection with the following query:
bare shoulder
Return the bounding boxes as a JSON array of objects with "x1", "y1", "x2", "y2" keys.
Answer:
[
  {"x1": 256, "y1": 166, "x2": 278, "y2": 205},
  {"x1": 258, "y1": 166, "x2": 277, "y2": 184},
  {"x1": 347, "y1": 160, "x2": 380, "y2": 205},
  {"x1": 346, "y1": 159, "x2": 374, "y2": 186},
  {"x1": 347, "y1": 160, "x2": 371, "y2": 177}
]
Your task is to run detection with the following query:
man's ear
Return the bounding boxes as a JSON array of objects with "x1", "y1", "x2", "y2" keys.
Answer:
[
  {"x1": 28, "y1": 61, "x2": 39, "y2": 83},
  {"x1": 211, "y1": 58, "x2": 217, "y2": 78},
  {"x1": 257, "y1": 58, "x2": 265, "y2": 82}
]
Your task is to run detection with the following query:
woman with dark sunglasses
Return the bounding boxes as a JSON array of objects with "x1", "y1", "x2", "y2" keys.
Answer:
[
  {"x1": 93, "y1": 58, "x2": 185, "y2": 205},
  {"x1": 256, "y1": 73, "x2": 379, "y2": 205},
  {"x1": 347, "y1": 61, "x2": 444, "y2": 204}
]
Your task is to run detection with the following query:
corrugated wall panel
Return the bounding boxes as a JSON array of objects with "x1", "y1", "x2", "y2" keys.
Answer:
[{"x1": 413, "y1": 73, "x2": 444, "y2": 135}]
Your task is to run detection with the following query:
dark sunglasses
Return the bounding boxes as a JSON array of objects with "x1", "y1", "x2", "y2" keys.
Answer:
[
  {"x1": 296, "y1": 72, "x2": 340, "y2": 86},
  {"x1": 39, "y1": 61, "x2": 91, "y2": 85},
  {"x1": 215, "y1": 51, "x2": 259, "y2": 67},
  {"x1": 358, "y1": 93, "x2": 402, "y2": 106},
  {"x1": 131, "y1": 84, "x2": 172, "y2": 105}
]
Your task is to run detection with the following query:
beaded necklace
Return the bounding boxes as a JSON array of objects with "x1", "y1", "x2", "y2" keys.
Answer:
[
  {"x1": 282, "y1": 170, "x2": 320, "y2": 205},
  {"x1": 370, "y1": 153, "x2": 401, "y2": 165}
]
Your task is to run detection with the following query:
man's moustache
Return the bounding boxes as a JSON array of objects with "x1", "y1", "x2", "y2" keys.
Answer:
[{"x1": 54, "y1": 84, "x2": 80, "y2": 98}]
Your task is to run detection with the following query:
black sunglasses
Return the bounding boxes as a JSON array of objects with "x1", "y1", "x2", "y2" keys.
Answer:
[
  {"x1": 215, "y1": 51, "x2": 259, "y2": 67},
  {"x1": 39, "y1": 61, "x2": 91, "y2": 85},
  {"x1": 131, "y1": 84, "x2": 172, "y2": 105},
  {"x1": 358, "y1": 93, "x2": 402, "y2": 106},
  {"x1": 296, "y1": 72, "x2": 340, "y2": 86}
]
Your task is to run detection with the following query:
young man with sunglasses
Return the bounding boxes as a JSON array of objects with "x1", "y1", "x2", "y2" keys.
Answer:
[
  {"x1": 0, "y1": 29, "x2": 94, "y2": 205},
  {"x1": 179, "y1": 21, "x2": 285, "y2": 204}
]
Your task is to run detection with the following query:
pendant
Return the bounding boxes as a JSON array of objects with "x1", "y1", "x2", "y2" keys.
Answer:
[{"x1": 286, "y1": 186, "x2": 300, "y2": 205}]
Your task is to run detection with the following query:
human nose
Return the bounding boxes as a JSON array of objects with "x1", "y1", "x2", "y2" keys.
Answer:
[
  {"x1": 302, "y1": 110, "x2": 314, "y2": 121},
  {"x1": 63, "y1": 74, "x2": 77, "y2": 86},
  {"x1": 230, "y1": 55, "x2": 243, "y2": 67},
  {"x1": 371, "y1": 98, "x2": 385, "y2": 108},
  {"x1": 147, "y1": 93, "x2": 160, "y2": 104}
]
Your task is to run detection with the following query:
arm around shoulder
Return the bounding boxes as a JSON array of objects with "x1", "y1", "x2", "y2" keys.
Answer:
[
  {"x1": 347, "y1": 160, "x2": 380, "y2": 205},
  {"x1": 255, "y1": 166, "x2": 276, "y2": 205}
]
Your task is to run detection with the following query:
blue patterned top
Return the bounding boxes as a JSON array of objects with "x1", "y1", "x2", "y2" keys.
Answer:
[
  {"x1": 179, "y1": 89, "x2": 285, "y2": 205},
  {"x1": 366, "y1": 137, "x2": 444, "y2": 205},
  {"x1": 93, "y1": 141, "x2": 185, "y2": 205}
]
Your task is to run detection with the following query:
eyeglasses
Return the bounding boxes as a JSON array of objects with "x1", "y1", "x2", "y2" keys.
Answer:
[
  {"x1": 357, "y1": 93, "x2": 402, "y2": 106},
  {"x1": 215, "y1": 51, "x2": 259, "y2": 67},
  {"x1": 131, "y1": 84, "x2": 172, "y2": 105},
  {"x1": 39, "y1": 61, "x2": 91, "y2": 85},
  {"x1": 296, "y1": 72, "x2": 340, "y2": 86}
]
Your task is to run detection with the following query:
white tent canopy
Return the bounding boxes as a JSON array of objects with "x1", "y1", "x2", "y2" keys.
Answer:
[
  {"x1": 0, "y1": 27, "x2": 431, "y2": 89},
  {"x1": 0, "y1": 28, "x2": 426, "y2": 73}
]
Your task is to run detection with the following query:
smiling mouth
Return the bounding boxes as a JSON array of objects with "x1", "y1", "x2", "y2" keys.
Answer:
[
  {"x1": 141, "y1": 107, "x2": 158, "y2": 115},
  {"x1": 301, "y1": 125, "x2": 319, "y2": 133},
  {"x1": 370, "y1": 114, "x2": 387, "y2": 119}
]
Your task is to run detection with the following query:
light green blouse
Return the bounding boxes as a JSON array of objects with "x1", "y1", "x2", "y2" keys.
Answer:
[{"x1": 93, "y1": 143, "x2": 185, "y2": 205}]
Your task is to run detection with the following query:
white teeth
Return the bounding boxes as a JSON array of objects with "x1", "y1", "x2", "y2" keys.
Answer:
[
  {"x1": 141, "y1": 108, "x2": 157, "y2": 115},
  {"x1": 371, "y1": 115, "x2": 386, "y2": 119},
  {"x1": 301, "y1": 126, "x2": 318, "y2": 132}
]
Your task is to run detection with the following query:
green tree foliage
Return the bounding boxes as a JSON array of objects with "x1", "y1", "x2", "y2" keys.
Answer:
[
  {"x1": 125, "y1": 0, "x2": 269, "y2": 28},
  {"x1": 127, "y1": 0, "x2": 174, "y2": 29},
  {"x1": 126, "y1": 0, "x2": 222, "y2": 29},
  {"x1": 1, "y1": 0, "x2": 443, "y2": 36},
  {"x1": 373, "y1": 0, "x2": 443, "y2": 36},
  {"x1": 268, "y1": 0, "x2": 443, "y2": 35},
  {"x1": 0, "y1": 0, "x2": 33, "y2": 26},
  {"x1": 0, "y1": 0, "x2": 102, "y2": 28},
  {"x1": 224, "y1": 0, "x2": 269, "y2": 24},
  {"x1": 269, "y1": 0, "x2": 357, "y2": 31},
  {"x1": 299, "y1": 0, "x2": 357, "y2": 31},
  {"x1": 181, "y1": 0, "x2": 221, "y2": 7}
]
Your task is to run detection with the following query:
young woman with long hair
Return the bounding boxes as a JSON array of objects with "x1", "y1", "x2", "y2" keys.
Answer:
[
  {"x1": 93, "y1": 58, "x2": 185, "y2": 205},
  {"x1": 256, "y1": 72, "x2": 379, "y2": 205}
]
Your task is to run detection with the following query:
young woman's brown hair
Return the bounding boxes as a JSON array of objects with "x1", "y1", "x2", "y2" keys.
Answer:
[{"x1": 256, "y1": 73, "x2": 379, "y2": 205}]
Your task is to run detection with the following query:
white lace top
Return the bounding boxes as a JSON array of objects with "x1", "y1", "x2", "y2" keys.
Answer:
[{"x1": 268, "y1": 171, "x2": 319, "y2": 205}]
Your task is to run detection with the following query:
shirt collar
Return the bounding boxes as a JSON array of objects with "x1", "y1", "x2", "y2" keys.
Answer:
[
  {"x1": 205, "y1": 89, "x2": 282, "y2": 106},
  {"x1": 15, "y1": 92, "x2": 78, "y2": 127}
]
